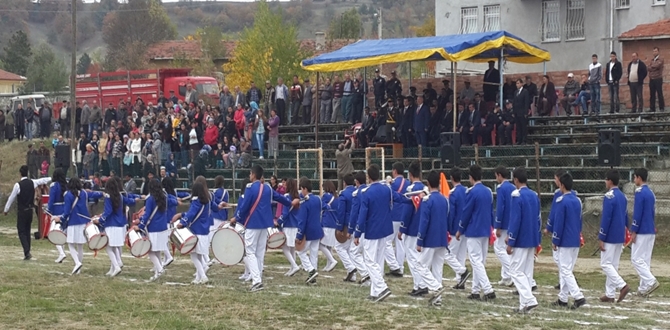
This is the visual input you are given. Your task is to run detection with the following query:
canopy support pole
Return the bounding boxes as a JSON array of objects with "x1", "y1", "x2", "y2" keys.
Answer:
[
  {"x1": 499, "y1": 48, "x2": 504, "y2": 107},
  {"x1": 315, "y1": 71, "x2": 320, "y2": 148},
  {"x1": 543, "y1": 62, "x2": 547, "y2": 75},
  {"x1": 452, "y1": 61, "x2": 458, "y2": 133},
  {"x1": 363, "y1": 67, "x2": 367, "y2": 108},
  {"x1": 408, "y1": 61, "x2": 412, "y2": 92}
]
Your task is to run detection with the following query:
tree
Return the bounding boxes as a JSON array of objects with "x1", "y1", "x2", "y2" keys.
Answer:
[
  {"x1": 409, "y1": 14, "x2": 436, "y2": 73},
  {"x1": 187, "y1": 26, "x2": 227, "y2": 59},
  {"x1": 24, "y1": 43, "x2": 68, "y2": 94},
  {"x1": 2, "y1": 30, "x2": 32, "y2": 77},
  {"x1": 223, "y1": 0, "x2": 311, "y2": 90},
  {"x1": 77, "y1": 53, "x2": 92, "y2": 75},
  {"x1": 328, "y1": 8, "x2": 363, "y2": 40},
  {"x1": 102, "y1": 0, "x2": 177, "y2": 70}
]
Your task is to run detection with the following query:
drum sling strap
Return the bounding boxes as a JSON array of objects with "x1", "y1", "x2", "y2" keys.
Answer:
[
  {"x1": 188, "y1": 204, "x2": 206, "y2": 229},
  {"x1": 243, "y1": 183, "x2": 264, "y2": 228}
]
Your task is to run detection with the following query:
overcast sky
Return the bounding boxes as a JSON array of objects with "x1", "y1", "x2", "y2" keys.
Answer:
[{"x1": 81, "y1": 0, "x2": 287, "y2": 3}]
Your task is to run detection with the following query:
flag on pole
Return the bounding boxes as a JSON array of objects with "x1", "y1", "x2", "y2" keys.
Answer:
[{"x1": 440, "y1": 172, "x2": 450, "y2": 198}]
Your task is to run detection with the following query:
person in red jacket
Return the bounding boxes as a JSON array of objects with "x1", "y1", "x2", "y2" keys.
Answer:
[
  {"x1": 234, "y1": 105, "x2": 245, "y2": 139},
  {"x1": 204, "y1": 118, "x2": 219, "y2": 166}
]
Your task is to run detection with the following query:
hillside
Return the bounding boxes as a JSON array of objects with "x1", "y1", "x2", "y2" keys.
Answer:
[{"x1": 2, "y1": 0, "x2": 434, "y2": 70}]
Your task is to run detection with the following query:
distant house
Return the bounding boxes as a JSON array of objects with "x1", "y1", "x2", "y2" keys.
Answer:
[{"x1": 0, "y1": 69, "x2": 26, "y2": 94}]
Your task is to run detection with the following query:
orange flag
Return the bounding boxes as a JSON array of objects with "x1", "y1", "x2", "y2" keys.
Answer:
[
  {"x1": 440, "y1": 172, "x2": 450, "y2": 198},
  {"x1": 624, "y1": 227, "x2": 632, "y2": 247}
]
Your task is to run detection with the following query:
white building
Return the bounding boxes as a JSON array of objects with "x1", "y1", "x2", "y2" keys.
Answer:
[{"x1": 435, "y1": 0, "x2": 670, "y2": 73}]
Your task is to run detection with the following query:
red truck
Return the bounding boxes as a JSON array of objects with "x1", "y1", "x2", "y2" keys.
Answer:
[{"x1": 75, "y1": 68, "x2": 220, "y2": 107}]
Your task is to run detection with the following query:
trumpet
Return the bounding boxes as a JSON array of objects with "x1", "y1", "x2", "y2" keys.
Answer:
[{"x1": 404, "y1": 189, "x2": 429, "y2": 197}]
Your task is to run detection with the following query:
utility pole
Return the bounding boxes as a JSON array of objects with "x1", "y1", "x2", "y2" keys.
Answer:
[
  {"x1": 377, "y1": 8, "x2": 382, "y2": 73},
  {"x1": 69, "y1": 0, "x2": 77, "y2": 178}
]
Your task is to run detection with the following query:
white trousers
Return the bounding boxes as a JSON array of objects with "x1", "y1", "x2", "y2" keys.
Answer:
[
  {"x1": 466, "y1": 236, "x2": 493, "y2": 295},
  {"x1": 600, "y1": 242, "x2": 626, "y2": 298},
  {"x1": 509, "y1": 247, "x2": 538, "y2": 309},
  {"x1": 631, "y1": 234, "x2": 657, "y2": 291},
  {"x1": 384, "y1": 222, "x2": 404, "y2": 272},
  {"x1": 417, "y1": 246, "x2": 446, "y2": 291},
  {"x1": 493, "y1": 230, "x2": 511, "y2": 280},
  {"x1": 335, "y1": 237, "x2": 355, "y2": 273},
  {"x1": 349, "y1": 235, "x2": 369, "y2": 276},
  {"x1": 552, "y1": 248, "x2": 561, "y2": 284},
  {"x1": 557, "y1": 247, "x2": 584, "y2": 302},
  {"x1": 362, "y1": 235, "x2": 389, "y2": 297},
  {"x1": 297, "y1": 239, "x2": 320, "y2": 272},
  {"x1": 244, "y1": 228, "x2": 269, "y2": 286},
  {"x1": 444, "y1": 235, "x2": 467, "y2": 276},
  {"x1": 403, "y1": 235, "x2": 424, "y2": 290}
]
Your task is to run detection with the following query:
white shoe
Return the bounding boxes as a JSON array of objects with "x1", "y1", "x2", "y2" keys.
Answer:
[
  {"x1": 110, "y1": 267, "x2": 122, "y2": 277},
  {"x1": 259, "y1": 156, "x2": 264, "y2": 159},
  {"x1": 55, "y1": 254, "x2": 66, "y2": 263},
  {"x1": 204, "y1": 266, "x2": 210, "y2": 275},
  {"x1": 284, "y1": 267, "x2": 300, "y2": 277},
  {"x1": 105, "y1": 268, "x2": 114, "y2": 276},
  {"x1": 452, "y1": 276, "x2": 460, "y2": 281},
  {"x1": 323, "y1": 261, "x2": 338, "y2": 272},
  {"x1": 207, "y1": 259, "x2": 216, "y2": 267},
  {"x1": 149, "y1": 270, "x2": 164, "y2": 282},
  {"x1": 239, "y1": 273, "x2": 250, "y2": 281},
  {"x1": 199, "y1": 276, "x2": 209, "y2": 284},
  {"x1": 191, "y1": 278, "x2": 201, "y2": 285},
  {"x1": 498, "y1": 278, "x2": 513, "y2": 286},
  {"x1": 162, "y1": 258, "x2": 174, "y2": 268},
  {"x1": 72, "y1": 263, "x2": 82, "y2": 275}
]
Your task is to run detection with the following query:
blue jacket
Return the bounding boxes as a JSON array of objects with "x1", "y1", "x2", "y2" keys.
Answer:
[
  {"x1": 337, "y1": 185, "x2": 355, "y2": 231},
  {"x1": 390, "y1": 176, "x2": 410, "y2": 222},
  {"x1": 494, "y1": 181, "x2": 515, "y2": 230},
  {"x1": 47, "y1": 182, "x2": 67, "y2": 216},
  {"x1": 212, "y1": 187, "x2": 230, "y2": 221},
  {"x1": 348, "y1": 184, "x2": 367, "y2": 233},
  {"x1": 507, "y1": 187, "x2": 541, "y2": 248},
  {"x1": 459, "y1": 182, "x2": 494, "y2": 238},
  {"x1": 99, "y1": 193, "x2": 137, "y2": 229},
  {"x1": 62, "y1": 190, "x2": 104, "y2": 228},
  {"x1": 547, "y1": 189, "x2": 578, "y2": 233},
  {"x1": 551, "y1": 192, "x2": 582, "y2": 247},
  {"x1": 236, "y1": 181, "x2": 292, "y2": 229},
  {"x1": 166, "y1": 191, "x2": 190, "y2": 222},
  {"x1": 278, "y1": 193, "x2": 300, "y2": 228},
  {"x1": 180, "y1": 197, "x2": 216, "y2": 236},
  {"x1": 355, "y1": 182, "x2": 395, "y2": 240},
  {"x1": 632, "y1": 184, "x2": 656, "y2": 235},
  {"x1": 417, "y1": 191, "x2": 449, "y2": 248},
  {"x1": 448, "y1": 184, "x2": 466, "y2": 235},
  {"x1": 321, "y1": 193, "x2": 339, "y2": 229},
  {"x1": 599, "y1": 187, "x2": 628, "y2": 244},
  {"x1": 296, "y1": 194, "x2": 324, "y2": 241},
  {"x1": 140, "y1": 194, "x2": 178, "y2": 233},
  {"x1": 399, "y1": 181, "x2": 426, "y2": 237}
]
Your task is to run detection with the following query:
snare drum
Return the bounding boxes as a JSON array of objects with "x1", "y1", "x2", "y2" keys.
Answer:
[
  {"x1": 126, "y1": 230, "x2": 151, "y2": 258},
  {"x1": 84, "y1": 222, "x2": 109, "y2": 250},
  {"x1": 266, "y1": 227, "x2": 286, "y2": 249},
  {"x1": 47, "y1": 218, "x2": 67, "y2": 245},
  {"x1": 210, "y1": 221, "x2": 245, "y2": 266},
  {"x1": 169, "y1": 222, "x2": 198, "y2": 255}
]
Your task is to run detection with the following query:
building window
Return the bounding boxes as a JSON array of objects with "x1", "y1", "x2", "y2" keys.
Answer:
[
  {"x1": 615, "y1": 0, "x2": 630, "y2": 8},
  {"x1": 566, "y1": 0, "x2": 585, "y2": 40},
  {"x1": 653, "y1": 0, "x2": 665, "y2": 5},
  {"x1": 483, "y1": 5, "x2": 501, "y2": 32},
  {"x1": 460, "y1": 7, "x2": 478, "y2": 34},
  {"x1": 542, "y1": 0, "x2": 561, "y2": 42}
]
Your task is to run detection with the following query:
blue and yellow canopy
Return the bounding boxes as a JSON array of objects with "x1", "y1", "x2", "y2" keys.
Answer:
[{"x1": 301, "y1": 31, "x2": 550, "y2": 72}]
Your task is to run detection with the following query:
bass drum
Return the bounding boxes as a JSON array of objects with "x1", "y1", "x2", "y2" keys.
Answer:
[
  {"x1": 169, "y1": 222, "x2": 198, "y2": 255},
  {"x1": 211, "y1": 222, "x2": 245, "y2": 266}
]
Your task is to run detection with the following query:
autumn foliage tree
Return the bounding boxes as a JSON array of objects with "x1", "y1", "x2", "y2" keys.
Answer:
[{"x1": 223, "y1": 0, "x2": 311, "y2": 90}]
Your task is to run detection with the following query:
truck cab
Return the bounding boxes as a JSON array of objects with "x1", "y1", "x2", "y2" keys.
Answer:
[{"x1": 10, "y1": 94, "x2": 46, "y2": 112}]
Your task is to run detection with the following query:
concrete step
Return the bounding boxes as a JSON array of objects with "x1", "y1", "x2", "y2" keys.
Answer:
[
  {"x1": 583, "y1": 195, "x2": 670, "y2": 217},
  {"x1": 623, "y1": 182, "x2": 670, "y2": 195}
]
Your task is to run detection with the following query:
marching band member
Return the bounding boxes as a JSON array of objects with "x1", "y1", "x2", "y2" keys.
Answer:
[
  {"x1": 444, "y1": 168, "x2": 470, "y2": 289},
  {"x1": 277, "y1": 178, "x2": 301, "y2": 277},
  {"x1": 173, "y1": 181, "x2": 215, "y2": 284},
  {"x1": 399, "y1": 162, "x2": 428, "y2": 296},
  {"x1": 335, "y1": 174, "x2": 360, "y2": 282},
  {"x1": 234, "y1": 165, "x2": 297, "y2": 292},
  {"x1": 56, "y1": 177, "x2": 103, "y2": 275},
  {"x1": 546, "y1": 169, "x2": 567, "y2": 290},
  {"x1": 506, "y1": 167, "x2": 540, "y2": 314},
  {"x1": 385, "y1": 162, "x2": 408, "y2": 277},
  {"x1": 319, "y1": 181, "x2": 339, "y2": 272},
  {"x1": 137, "y1": 179, "x2": 177, "y2": 281},
  {"x1": 456, "y1": 165, "x2": 496, "y2": 301},
  {"x1": 598, "y1": 170, "x2": 630, "y2": 303},
  {"x1": 162, "y1": 177, "x2": 189, "y2": 268},
  {"x1": 295, "y1": 177, "x2": 324, "y2": 284},
  {"x1": 347, "y1": 171, "x2": 370, "y2": 284},
  {"x1": 415, "y1": 170, "x2": 449, "y2": 307},
  {"x1": 208, "y1": 176, "x2": 230, "y2": 267},
  {"x1": 354, "y1": 164, "x2": 396, "y2": 303},
  {"x1": 94, "y1": 177, "x2": 138, "y2": 277},
  {"x1": 493, "y1": 166, "x2": 514, "y2": 287},
  {"x1": 194, "y1": 176, "x2": 214, "y2": 267},
  {"x1": 47, "y1": 168, "x2": 68, "y2": 263},
  {"x1": 550, "y1": 172, "x2": 586, "y2": 309},
  {"x1": 237, "y1": 179, "x2": 252, "y2": 281},
  {"x1": 631, "y1": 168, "x2": 660, "y2": 297}
]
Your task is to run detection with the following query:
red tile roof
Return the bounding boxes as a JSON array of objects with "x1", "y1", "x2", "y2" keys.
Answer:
[
  {"x1": 0, "y1": 69, "x2": 26, "y2": 81},
  {"x1": 619, "y1": 19, "x2": 670, "y2": 40},
  {"x1": 145, "y1": 38, "x2": 357, "y2": 61}
]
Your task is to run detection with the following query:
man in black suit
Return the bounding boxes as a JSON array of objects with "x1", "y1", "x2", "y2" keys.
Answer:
[
  {"x1": 479, "y1": 103, "x2": 499, "y2": 146},
  {"x1": 605, "y1": 51, "x2": 623, "y2": 114},
  {"x1": 413, "y1": 95, "x2": 430, "y2": 147},
  {"x1": 357, "y1": 106, "x2": 374, "y2": 148},
  {"x1": 523, "y1": 75, "x2": 538, "y2": 113},
  {"x1": 497, "y1": 100, "x2": 515, "y2": 145},
  {"x1": 513, "y1": 79, "x2": 530, "y2": 145},
  {"x1": 400, "y1": 96, "x2": 415, "y2": 148},
  {"x1": 483, "y1": 60, "x2": 500, "y2": 104},
  {"x1": 627, "y1": 52, "x2": 647, "y2": 113},
  {"x1": 458, "y1": 103, "x2": 480, "y2": 146}
]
